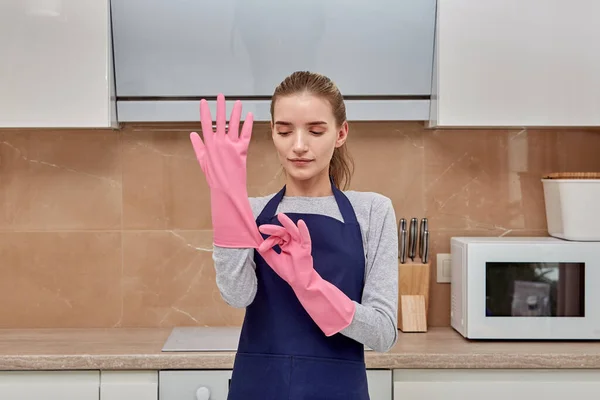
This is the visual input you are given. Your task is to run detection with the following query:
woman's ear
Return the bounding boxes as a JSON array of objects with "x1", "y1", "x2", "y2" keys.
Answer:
[{"x1": 335, "y1": 121, "x2": 349, "y2": 148}]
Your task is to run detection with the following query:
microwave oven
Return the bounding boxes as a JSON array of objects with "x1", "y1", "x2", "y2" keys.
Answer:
[{"x1": 450, "y1": 236, "x2": 600, "y2": 340}]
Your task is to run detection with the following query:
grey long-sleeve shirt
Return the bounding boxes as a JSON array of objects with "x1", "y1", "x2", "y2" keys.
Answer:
[{"x1": 212, "y1": 191, "x2": 399, "y2": 352}]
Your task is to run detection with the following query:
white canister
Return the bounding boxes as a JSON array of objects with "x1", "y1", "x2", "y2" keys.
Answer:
[{"x1": 542, "y1": 174, "x2": 600, "y2": 241}]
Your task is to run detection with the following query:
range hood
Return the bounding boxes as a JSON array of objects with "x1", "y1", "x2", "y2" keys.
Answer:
[{"x1": 110, "y1": 0, "x2": 437, "y2": 122}]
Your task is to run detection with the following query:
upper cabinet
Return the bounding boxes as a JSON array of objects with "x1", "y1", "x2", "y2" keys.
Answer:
[
  {"x1": 0, "y1": 0, "x2": 117, "y2": 128},
  {"x1": 6, "y1": 1, "x2": 596, "y2": 128},
  {"x1": 110, "y1": 0, "x2": 437, "y2": 122},
  {"x1": 429, "y1": 0, "x2": 600, "y2": 128}
]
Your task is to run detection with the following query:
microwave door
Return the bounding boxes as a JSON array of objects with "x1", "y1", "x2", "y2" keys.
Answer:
[
  {"x1": 486, "y1": 262, "x2": 585, "y2": 318},
  {"x1": 557, "y1": 263, "x2": 585, "y2": 317}
]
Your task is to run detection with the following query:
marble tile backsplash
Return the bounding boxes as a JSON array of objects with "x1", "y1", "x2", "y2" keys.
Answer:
[{"x1": 1, "y1": 122, "x2": 599, "y2": 328}]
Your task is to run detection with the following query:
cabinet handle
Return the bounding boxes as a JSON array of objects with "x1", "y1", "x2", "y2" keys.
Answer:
[{"x1": 196, "y1": 386, "x2": 211, "y2": 400}]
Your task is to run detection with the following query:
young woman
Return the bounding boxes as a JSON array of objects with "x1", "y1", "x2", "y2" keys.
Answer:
[{"x1": 190, "y1": 71, "x2": 398, "y2": 400}]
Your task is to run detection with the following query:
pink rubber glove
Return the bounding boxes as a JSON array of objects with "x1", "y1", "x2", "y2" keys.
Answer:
[
  {"x1": 190, "y1": 94, "x2": 262, "y2": 248},
  {"x1": 258, "y1": 213, "x2": 356, "y2": 336}
]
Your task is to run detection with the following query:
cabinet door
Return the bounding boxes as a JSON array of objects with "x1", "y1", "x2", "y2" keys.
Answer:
[
  {"x1": 0, "y1": 0, "x2": 117, "y2": 128},
  {"x1": 160, "y1": 369, "x2": 391, "y2": 400},
  {"x1": 159, "y1": 370, "x2": 232, "y2": 400},
  {"x1": 431, "y1": 0, "x2": 600, "y2": 127},
  {"x1": 0, "y1": 371, "x2": 99, "y2": 400},
  {"x1": 111, "y1": 0, "x2": 436, "y2": 97},
  {"x1": 393, "y1": 369, "x2": 600, "y2": 400},
  {"x1": 367, "y1": 370, "x2": 393, "y2": 400},
  {"x1": 100, "y1": 371, "x2": 158, "y2": 400}
]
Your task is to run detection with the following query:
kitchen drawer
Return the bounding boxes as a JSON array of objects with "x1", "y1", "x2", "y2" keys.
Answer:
[
  {"x1": 0, "y1": 371, "x2": 99, "y2": 400},
  {"x1": 367, "y1": 369, "x2": 393, "y2": 400},
  {"x1": 160, "y1": 370, "x2": 232, "y2": 400},
  {"x1": 100, "y1": 371, "x2": 158, "y2": 400},
  {"x1": 160, "y1": 369, "x2": 392, "y2": 400},
  {"x1": 392, "y1": 369, "x2": 600, "y2": 400}
]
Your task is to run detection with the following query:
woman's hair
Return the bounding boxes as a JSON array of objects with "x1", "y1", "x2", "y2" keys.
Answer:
[{"x1": 270, "y1": 71, "x2": 354, "y2": 190}]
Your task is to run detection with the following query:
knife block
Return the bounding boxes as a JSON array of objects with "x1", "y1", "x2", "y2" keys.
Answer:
[{"x1": 397, "y1": 262, "x2": 430, "y2": 332}]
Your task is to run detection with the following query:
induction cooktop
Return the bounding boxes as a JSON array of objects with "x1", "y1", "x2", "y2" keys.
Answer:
[{"x1": 161, "y1": 326, "x2": 373, "y2": 352}]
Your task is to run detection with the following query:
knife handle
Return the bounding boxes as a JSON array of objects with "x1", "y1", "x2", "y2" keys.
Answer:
[
  {"x1": 400, "y1": 229, "x2": 407, "y2": 263},
  {"x1": 418, "y1": 218, "x2": 428, "y2": 260},
  {"x1": 408, "y1": 218, "x2": 417, "y2": 261},
  {"x1": 422, "y1": 230, "x2": 430, "y2": 264},
  {"x1": 398, "y1": 218, "x2": 407, "y2": 263}
]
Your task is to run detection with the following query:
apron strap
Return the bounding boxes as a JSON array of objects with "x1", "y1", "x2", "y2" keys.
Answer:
[
  {"x1": 257, "y1": 185, "x2": 286, "y2": 222},
  {"x1": 331, "y1": 181, "x2": 358, "y2": 225}
]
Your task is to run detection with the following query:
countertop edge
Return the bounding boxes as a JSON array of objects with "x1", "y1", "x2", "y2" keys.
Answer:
[
  {"x1": 2, "y1": 327, "x2": 599, "y2": 371},
  {"x1": 2, "y1": 353, "x2": 600, "y2": 371}
]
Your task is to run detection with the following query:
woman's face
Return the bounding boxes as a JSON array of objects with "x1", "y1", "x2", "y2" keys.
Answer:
[{"x1": 271, "y1": 93, "x2": 348, "y2": 184}]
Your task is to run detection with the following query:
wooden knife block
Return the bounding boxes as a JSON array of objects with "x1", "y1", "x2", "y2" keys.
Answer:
[{"x1": 397, "y1": 262, "x2": 430, "y2": 332}]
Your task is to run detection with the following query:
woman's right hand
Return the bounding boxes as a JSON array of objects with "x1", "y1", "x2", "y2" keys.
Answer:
[
  {"x1": 190, "y1": 93, "x2": 253, "y2": 192},
  {"x1": 190, "y1": 94, "x2": 262, "y2": 248}
]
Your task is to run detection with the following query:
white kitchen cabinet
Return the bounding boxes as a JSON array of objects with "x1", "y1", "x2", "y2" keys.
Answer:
[
  {"x1": 159, "y1": 370, "x2": 232, "y2": 400},
  {"x1": 100, "y1": 371, "x2": 158, "y2": 400},
  {"x1": 159, "y1": 369, "x2": 392, "y2": 400},
  {"x1": 366, "y1": 370, "x2": 393, "y2": 400},
  {"x1": 111, "y1": 0, "x2": 436, "y2": 122},
  {"x1": 429, "y1": 0, "x2": 600, "y2": 127},
  {"x1": 0, "y1": 0, "x2": 117, "y2": 128},
  {"x1": 393, "y1": 369, "x2": 600, "y2": 400},
  {"x1": 0, "y1": 371, "x2": 99, "y2": 400}
]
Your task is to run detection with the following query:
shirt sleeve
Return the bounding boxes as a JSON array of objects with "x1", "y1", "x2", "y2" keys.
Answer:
[
  {"x1": 340, "y1": 195, "x2": 399, "y2": 352},
  {"x1": 212, "y1": 246, "x2": 257, "y2": 308},
  {"x1": 211, "y1": 196, "x2": 270, "y2": 308}
]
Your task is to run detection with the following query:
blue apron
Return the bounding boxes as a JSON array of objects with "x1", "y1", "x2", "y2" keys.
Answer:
[{"x1": 228, "y1": 180, "x2": 369, "y2": 400}]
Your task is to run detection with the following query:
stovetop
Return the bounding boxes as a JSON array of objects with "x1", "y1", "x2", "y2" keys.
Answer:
[
  {"x1": 161, "y1": 326, "x2": 373, "y2": 352},
  {"x1": 162, "y1": 326, "x2": 241, "y2": 352}
]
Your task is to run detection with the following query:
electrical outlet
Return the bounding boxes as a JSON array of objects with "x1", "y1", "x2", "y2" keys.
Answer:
[{"x1": 436, "y1": 253, "x2": 452, "y2": 283}]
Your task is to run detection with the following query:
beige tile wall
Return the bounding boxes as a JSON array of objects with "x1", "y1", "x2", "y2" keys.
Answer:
[{"x1": 1, "y1": 122, "x2": 599, "y2": 328}]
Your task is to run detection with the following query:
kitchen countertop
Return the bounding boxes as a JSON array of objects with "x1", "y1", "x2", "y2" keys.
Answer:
[{"x1": 0, "y1": 327, "x2": 599, "y2": 371}]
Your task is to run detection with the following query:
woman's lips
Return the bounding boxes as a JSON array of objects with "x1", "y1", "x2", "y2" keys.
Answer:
[{"x1": 289, "y1": 159, "x2": 313, "y2": 166}]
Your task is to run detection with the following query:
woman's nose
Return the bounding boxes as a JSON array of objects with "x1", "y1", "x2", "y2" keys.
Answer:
[{"x1": 292, "y1": 132, "x2": 308, "y2": 152}]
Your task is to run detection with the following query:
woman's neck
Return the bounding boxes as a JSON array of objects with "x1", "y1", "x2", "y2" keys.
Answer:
[{"x1": 285, "y1": 171, "x2": 333, "y2": 197}]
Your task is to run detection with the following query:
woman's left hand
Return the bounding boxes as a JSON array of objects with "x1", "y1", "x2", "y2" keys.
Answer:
[
  {"x1": 258, "y1": 213, "x2": 313, "y2": 287},
  {"x1": 257, "y1": 213, "x2": 356, "y2": 337}
]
